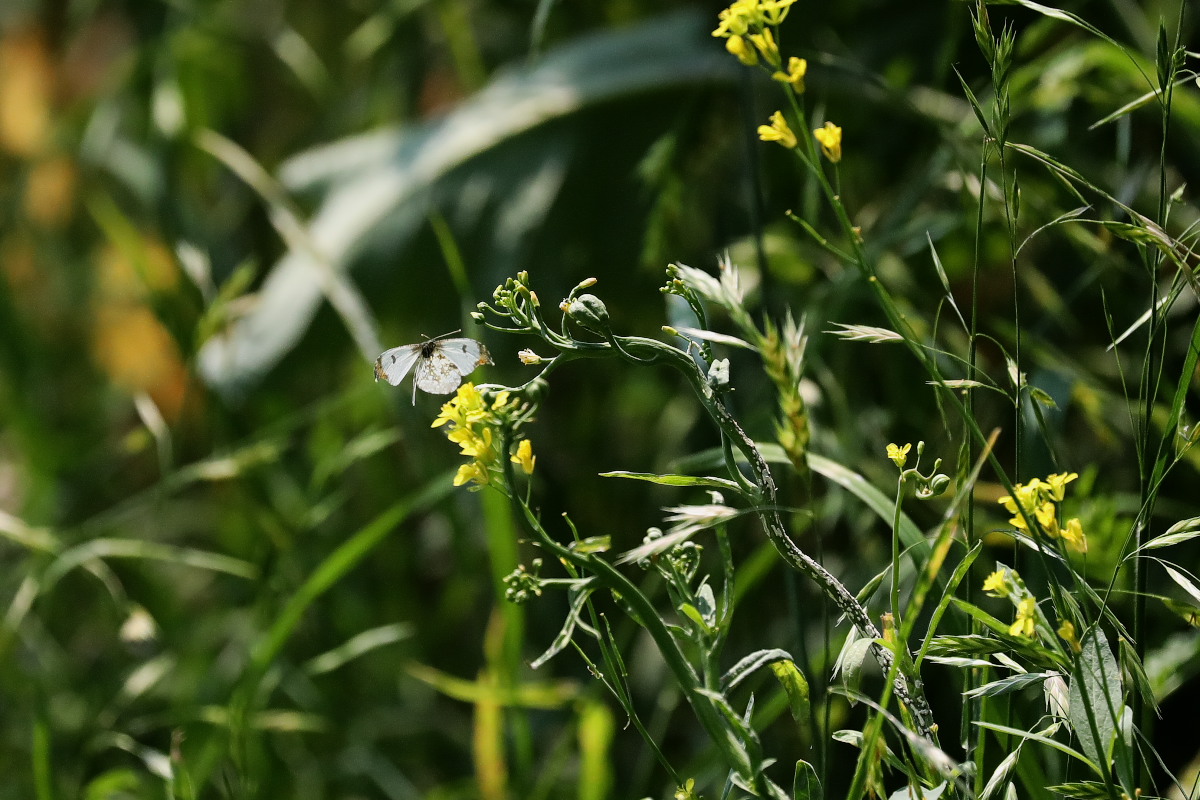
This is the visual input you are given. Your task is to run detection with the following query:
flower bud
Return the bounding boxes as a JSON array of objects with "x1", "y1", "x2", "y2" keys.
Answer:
[
  {"x1": 565, "y1": 293, "x2": 611, "y2": 334},
  {"x1": 517, "y1": 348, "x2": 544, "y2": 365}
]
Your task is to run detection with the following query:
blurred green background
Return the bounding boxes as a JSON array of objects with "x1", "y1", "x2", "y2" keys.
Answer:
[{"x1": 1, "y1": 0, "x2": 1198, "y2": 797}]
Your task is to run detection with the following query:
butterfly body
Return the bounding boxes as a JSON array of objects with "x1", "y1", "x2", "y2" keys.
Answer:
[{"x1": 374, "y1": 336, "x2": 492, "y2": 403}]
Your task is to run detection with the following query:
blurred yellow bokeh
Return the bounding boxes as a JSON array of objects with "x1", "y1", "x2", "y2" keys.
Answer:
[{"x1": 0, "y1": 28, "x2": 53, "y2": 157}]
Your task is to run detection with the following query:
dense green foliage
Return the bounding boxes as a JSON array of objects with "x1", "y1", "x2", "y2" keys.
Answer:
[{"x1": 1, "y1": 0, "x2": 1199, "y2": 798}]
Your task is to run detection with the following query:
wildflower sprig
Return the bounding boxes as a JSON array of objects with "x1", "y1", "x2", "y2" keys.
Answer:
[
  {"x1": 978, "y1": 564, "x2": 1075, "y2": 664},
  {"x1": 475, "y1": 268, "x2": 935, "y2": 736},
  {"x1": 432, "y1": 382, "x2": 538, "y2": 492},
  {"x1": 887, "y1": 441, "x2": 951, "y2": 500},
  {"x1": 999, "y1": 472, "x2": 1087, "y2": 553},
  {"x1": 711, "y1": 0, "x2": 797, "y2": 68},
  {"x1": 884, "y1": 441, "x2": 950, "y2": 629}
]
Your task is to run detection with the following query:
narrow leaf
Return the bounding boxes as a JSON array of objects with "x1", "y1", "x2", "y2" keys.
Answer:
[
  {"x1": 722, "y1": 648, "x2": 795, "y2": 692},
  {"x1": 964, "y1": 671, "x2": 1048, "y2": 699},
  {"x1": 1163, "y1": 564, "x2": 1200, "y2": 605},
  {"x1": 598, "y1": 471, "x2": 742, "y2": 491}
]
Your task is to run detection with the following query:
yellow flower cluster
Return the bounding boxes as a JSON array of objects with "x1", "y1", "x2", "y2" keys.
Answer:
[
  {"x1": 984, "y1": 565, "x2": 1080, "y2": 647},
  {"x1": 433, "y1": 383, "x2": 536, "y2": 488},
  {"x1": 998, "y1": 472, "x2": 1086, "y2": 552},
  {"x1": 983, "y1": 567, "x2": 1039, "y2": 638},
  {"x1": 712, "y1": 0, "x2": 796, "y2": 37},
  {"x1": 712, "y1": 0, "x2": 797, "y2": 67}
]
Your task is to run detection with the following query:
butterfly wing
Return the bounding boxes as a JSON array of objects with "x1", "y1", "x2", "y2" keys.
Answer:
[
  {"x1": 412, "y1": 349, "x2": 469, "y2": 394},
  {"x1": 437, "y1": 339, "x2": 492, "y2": 374},
  {"x1": 374, "y1": 344, "x2": 423, "y2": 386}
]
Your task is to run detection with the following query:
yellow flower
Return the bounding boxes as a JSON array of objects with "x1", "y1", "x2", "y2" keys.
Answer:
[
  {"x1": 712, "y1": 0, "x2": 761, "y2": 38},
  {"x1": 432, "y1": 382, "x2": 487, "y2": 428},
  {"x1": 725, "y1": 35, "x2": 758, "y2": 66},
  {"x1": 1045, "y1": 472, "x2": 1078, "y2": 501},
  {"x1": 982, "y1": 569, "x2": 1009, "y2": 598},
  {"x1": 998, "y1": 474, "x2": 1086, "y2": 554},
  {"x1": 453, "y1": 461, "x2": 489, "y2": 487},
  {"x1": 1000, "y1": 480, "x2": 1043, "y2": 530},
  {"x1": 772, "y1": 56, "x2": 807, "y2": 93},
  {"x1": 886, "y1": 442, "x2": 912, "y2": 469},
  {"x1": 1034, "y1": 501, "x2": 1059, "y2": 537},
  {"x1": 1010, "y1": 597, "x2": 1037, "y2": 638},
  {"x1": 1062, "y1": 518, "x2": 1087, "y2": 553},
  {"x1": 1057, "y1": 619, "x2": 1081, "y2": 653},
  {"x1": 813, "y1": 121, "x2": 842, "y2": 163},
  {"x1": 747, "y1": 27, "x2": 780, "y2": 67},
  {"x1": 758, "y1": 111, "x2": 797, "y2": 149},
  {"x1": 455, "y1": 426, "x2": 493, "y2": 458},
  {"x1": 760, "y1": 0, "x2": 797, "y2": 25},
  {"x1": 511, "y1": 438, "x2": 536, "y2": 475}
]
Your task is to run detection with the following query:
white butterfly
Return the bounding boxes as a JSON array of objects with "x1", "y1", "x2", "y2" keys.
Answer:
[{"x1": 374, "y1": 334, "x2": 492, "y2": 403}]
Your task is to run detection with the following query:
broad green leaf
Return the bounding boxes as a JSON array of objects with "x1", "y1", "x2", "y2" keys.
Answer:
[
  {"x1": 793, "y1": 760, "x2": 823, "y2": 800},
  {"x1": 1068, "y1": 628, "x2": 1121, "y2": 771},
  {"x1": 770, "y1": 660, "x2": 812, "y2": 726},
  {"x1": 833, "y1": 634, "x2": 875, "y2": 696}
]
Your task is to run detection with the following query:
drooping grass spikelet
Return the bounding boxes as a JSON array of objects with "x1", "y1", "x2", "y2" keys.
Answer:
[{"x1": 760, "y1": 311, "x2": 810, "y2": 480}]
